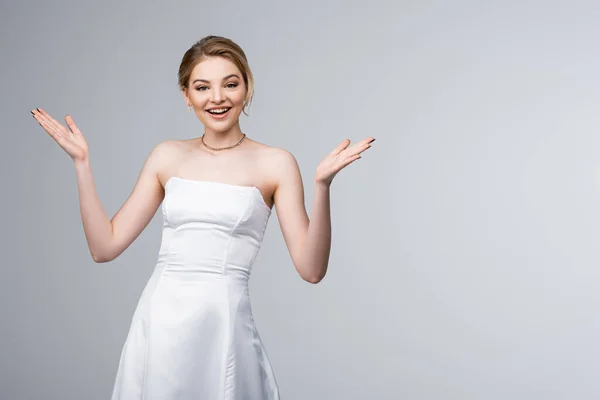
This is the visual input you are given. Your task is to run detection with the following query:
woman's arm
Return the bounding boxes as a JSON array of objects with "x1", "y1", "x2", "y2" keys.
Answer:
[
  {"x1": 272, "y1": 150, "x2": 321, "y2": 283},
  {"x1": 273, "y1": 137, "x2": 374, "y2": 283},
  {"x1": 76, "y1": 141, "x2": 169, "y2": 263},
  {"x1": 31, "y1": 107, "x2": 171, "y2": 263}
]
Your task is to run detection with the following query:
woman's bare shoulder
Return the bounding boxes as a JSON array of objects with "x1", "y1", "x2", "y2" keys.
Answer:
[
  {"x1": 248, "y1": 140, "x2": 299, "y2": 187},
  {"x1": 149, "y1": 139, "x2": 201, "y2": 166},
  {"x1": 151, "y1": 139, "x2": 191, "y2": 155},
  {"x1": 248, "y1": 138, "x2": 295, "y2": 161},
  {"x1": 147, "y1": 140, "x2": 192, "y2": 184}
]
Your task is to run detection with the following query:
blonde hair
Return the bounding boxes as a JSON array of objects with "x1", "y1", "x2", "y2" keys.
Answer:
[{"x1": 178, "y1": 35, "x2": 254, "y2": 115}]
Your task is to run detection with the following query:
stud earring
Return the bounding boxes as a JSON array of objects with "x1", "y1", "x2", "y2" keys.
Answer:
[{"x1": 188, "y1": 104, "x2": 192, "y2": 112}]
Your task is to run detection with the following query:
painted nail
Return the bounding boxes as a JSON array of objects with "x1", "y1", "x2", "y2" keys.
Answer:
[{"x1": 31, "y1": 111, "x2": 34, "y2": 116}]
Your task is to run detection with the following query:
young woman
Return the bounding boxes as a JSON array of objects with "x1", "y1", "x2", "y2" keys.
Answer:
[{"x1": 31, "y1": 35, "x2": 375, "y2": 400}]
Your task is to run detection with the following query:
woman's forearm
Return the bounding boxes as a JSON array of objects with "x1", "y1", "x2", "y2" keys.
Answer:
[
  {"x1": 74, "y1": 158, "x2": 114, "y2": 262},
  {"x1": 298, "y1": 180, "x2": 332, "y2": 283}
]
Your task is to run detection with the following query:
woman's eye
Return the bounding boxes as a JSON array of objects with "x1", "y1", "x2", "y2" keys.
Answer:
[
  {"x1": 196, "y1": 86, "x2": 208, "y2": 91},
  {"x1": 226, "y1": 83, "x2": 238, "y2": 88}
]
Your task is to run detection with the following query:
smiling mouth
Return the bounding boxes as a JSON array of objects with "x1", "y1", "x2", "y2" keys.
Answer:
[{"x1": 206, "y1": 107, "x2": 231, "y2": 115}]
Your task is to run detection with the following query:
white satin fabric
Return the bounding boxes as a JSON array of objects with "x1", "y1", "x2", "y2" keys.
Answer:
[{"x1": 111, "y1": 176, "x2": 280, "y2": 400}]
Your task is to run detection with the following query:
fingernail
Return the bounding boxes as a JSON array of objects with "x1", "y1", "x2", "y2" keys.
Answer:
[
  {"x1": 36, "y1": 108, "x2": 40, "y2": 112},
  {"x1": 31, "y1": 111, "x2": 34, "y2": 116}
]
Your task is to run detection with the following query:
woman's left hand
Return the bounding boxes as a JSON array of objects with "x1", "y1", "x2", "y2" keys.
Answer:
[{"x1": 315, "y1": 137, "x2": 375, "y2": 186}]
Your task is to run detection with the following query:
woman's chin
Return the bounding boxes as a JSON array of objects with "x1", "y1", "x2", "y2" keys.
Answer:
[
  {"x1": 202, "y1": 121, "x2": 236, "y2": 133},
  {"x1": 200, "y1": 117, "x2": 240, "y2": 133}
]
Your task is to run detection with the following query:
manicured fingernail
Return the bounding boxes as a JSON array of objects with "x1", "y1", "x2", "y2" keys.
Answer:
[
  {"x1": 31, "y1": 111, "x2": 34, "y2": 116},
  {"x1": 36, "y1": 108, "x2": 40, "y2": 112}
]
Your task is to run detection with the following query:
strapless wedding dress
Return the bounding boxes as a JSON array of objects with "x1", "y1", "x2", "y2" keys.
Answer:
[{"x1": 110, "y1": 176, "x2": 280, "y2": 400}]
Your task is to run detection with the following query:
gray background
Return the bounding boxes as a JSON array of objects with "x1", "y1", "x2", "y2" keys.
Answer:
[{"x1": 2, "y1": 0, "x2": 600, "y2": 399}]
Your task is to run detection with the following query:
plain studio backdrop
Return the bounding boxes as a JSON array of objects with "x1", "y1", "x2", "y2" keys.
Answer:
[{"x1": 2, "y1": 0, "x2": 600, "y2": 399}]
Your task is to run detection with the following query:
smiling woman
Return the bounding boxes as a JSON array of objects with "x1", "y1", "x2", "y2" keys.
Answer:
[
  {"x1": 179, "y1": 35, "x2": 254, "y2": 119},
  {"x1": 30, "y1": 34, "x2": 374, "y2": 400}
]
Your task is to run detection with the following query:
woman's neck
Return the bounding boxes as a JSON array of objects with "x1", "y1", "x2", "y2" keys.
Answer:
[{"x1": 201, "y1": 125, "x2": 245, "y2": 148}]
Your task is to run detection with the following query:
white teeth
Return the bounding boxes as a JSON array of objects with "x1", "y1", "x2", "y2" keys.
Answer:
[{"x1": 208, "y1": 108, "x2": 229, "y2": 114}]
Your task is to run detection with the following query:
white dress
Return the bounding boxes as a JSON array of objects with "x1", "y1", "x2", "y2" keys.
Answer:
[{"x1": 111, "y1": 176, "x2": 280, "y2": 400}]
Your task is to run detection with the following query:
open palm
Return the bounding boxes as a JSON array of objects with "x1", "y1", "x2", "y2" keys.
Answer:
[
  {"x1": 31, "y1": 108, "x2": 89, "y2": 162},
  {"x1": 315, "y1": 137, "x2": 375, "y2": 185}
]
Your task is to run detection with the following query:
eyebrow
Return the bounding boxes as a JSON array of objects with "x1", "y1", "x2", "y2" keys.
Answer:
[{"x1": 192, "y1": 74, "x2": 240, "y2": 84}]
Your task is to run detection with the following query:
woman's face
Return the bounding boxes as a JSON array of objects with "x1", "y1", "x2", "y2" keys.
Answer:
[{"x1": 184, "y1": 56, "x2": 247, "y2": 133}]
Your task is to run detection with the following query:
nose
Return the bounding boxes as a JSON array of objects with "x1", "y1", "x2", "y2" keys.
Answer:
[{"x1": 210, "y1": 87, "x2": 224, "y2": 103}]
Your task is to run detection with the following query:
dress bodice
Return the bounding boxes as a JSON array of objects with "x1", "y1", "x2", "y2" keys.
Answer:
[{"x1": 156, "y1": 176, "x2": 272, "y2": 282}]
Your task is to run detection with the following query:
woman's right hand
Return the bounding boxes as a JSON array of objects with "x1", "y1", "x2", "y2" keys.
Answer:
[{"x1": 31, "y1": 108, "x2": 90, "y2": 163}]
